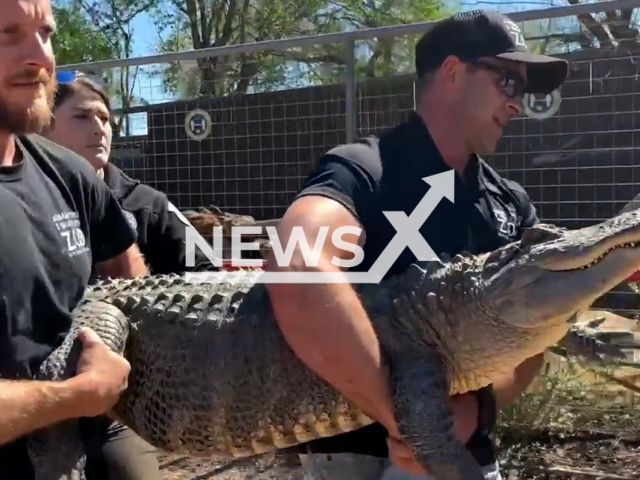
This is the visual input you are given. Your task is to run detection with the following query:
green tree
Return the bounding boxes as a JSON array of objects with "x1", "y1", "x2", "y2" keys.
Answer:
[
  {"x1": 150, "y1": 0, "x2": 455, "y2": 99},
  {"x1": 51, "y1": 2, "x2": 116, "y2": 65},
  {"x1": 77, "y1": 0, "x2": 155, "y2": 134},
  {"x1": 52, "y1": 0, "x2": 155, "y2": 135}
]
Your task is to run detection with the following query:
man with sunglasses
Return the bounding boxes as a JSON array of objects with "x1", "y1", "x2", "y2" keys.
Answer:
[
  {"x1": 266, "y1": 10, "x2": 568, "y2": 480},
  {"x1": 0, "y1": 0, "x2": 148, "y2": 478}
]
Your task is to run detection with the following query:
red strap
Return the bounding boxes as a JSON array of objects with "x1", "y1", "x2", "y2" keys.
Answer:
[{"x1": 628, "y1": 271, "x2": 640, "y2": 282}]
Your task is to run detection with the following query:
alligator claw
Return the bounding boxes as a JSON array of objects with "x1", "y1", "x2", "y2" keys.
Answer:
[
  {"x1": 559, "y1": 324, "x2": 629, "y2": 365},
  {"x1": 585, "y1": 315, "x2": 607, "y2": 329}
]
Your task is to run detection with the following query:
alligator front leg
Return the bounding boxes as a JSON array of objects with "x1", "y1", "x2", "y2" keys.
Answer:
[
  {"x1": 552, "y1": 318, "x2": 628, "y2": 365},
  {"x1": 388, "y1": 353, "x2": 485, "y2": 480}
]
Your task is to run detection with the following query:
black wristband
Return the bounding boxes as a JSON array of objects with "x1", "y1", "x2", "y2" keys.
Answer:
[{"x1": 474, "y1": 384, "x2": 497, "y2": 436}]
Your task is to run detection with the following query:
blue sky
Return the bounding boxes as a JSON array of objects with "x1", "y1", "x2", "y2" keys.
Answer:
[{"x1": 130, "y1": 15, "x2": 157, "y2": 57}]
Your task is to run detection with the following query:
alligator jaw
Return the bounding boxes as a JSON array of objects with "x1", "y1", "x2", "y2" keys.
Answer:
[
  {"x1": 516, "y1": 243, "x2": 640, "y2": 325},
  {"x1": 521, "y1": 209, "x2": 640, "y2": 318},
  {"x1": 479, "y1": 210, "x2": 640, "y2": 328},
  {"x1": 567, "y1": 241, "x2": 639, "y2": 270},
  {"x1": 533, "y1": 209, "x2": 640, "y2": 272}
]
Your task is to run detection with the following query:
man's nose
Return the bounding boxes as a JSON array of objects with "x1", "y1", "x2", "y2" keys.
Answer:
[
  {"x1": 20, "y1": 34, "x2": 55, "y2": 74},
  {"x1": 92, "y1": 118, "x2": 108, "y2": 137},
  {"x1": 92, "y1": 122, "x2": 105, "y2": 137}
]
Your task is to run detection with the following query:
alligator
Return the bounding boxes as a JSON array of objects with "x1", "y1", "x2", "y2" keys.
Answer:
[
  {"x1": 586, "y1": 193, "x2": 640, "y2": 317},
  {"x1": 26, "y1": 209, "x2": 640, "y2": 480},
  {"x1": 182, "y1": 206, "x2": 276, "y2": 260}
]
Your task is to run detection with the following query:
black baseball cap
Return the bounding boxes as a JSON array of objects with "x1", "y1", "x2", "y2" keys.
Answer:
[{"x1": 415, "y1": 10, "x2": 569, "y2": 94}]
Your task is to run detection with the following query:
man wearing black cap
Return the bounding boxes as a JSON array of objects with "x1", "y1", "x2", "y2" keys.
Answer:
[{"x1": 266, "y1": 9, "x2": 568, "y2": 480}]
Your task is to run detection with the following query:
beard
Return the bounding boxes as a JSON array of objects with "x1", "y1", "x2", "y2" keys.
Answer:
[{"x1": 0, "y1": 69, "x2": 55, "y2": 134}]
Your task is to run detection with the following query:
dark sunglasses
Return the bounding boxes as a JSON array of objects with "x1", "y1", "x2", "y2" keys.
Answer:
[{"x1": 467, "y1": 60, "x2": 527, "y2": 99}]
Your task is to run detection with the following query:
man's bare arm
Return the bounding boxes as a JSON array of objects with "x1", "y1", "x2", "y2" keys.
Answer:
[
  {"x1": 0, "y1": 328, "x2": 130, "y2": 446},
  {"x1": 0, "y1": 380, "x2": 80, "y2": 446},
  {"x1": 265, "y1": 195, "x2": 401, "y2": 437},
  {"x1": 94, "y1": 243, "x2": 149, "y2": 279}
]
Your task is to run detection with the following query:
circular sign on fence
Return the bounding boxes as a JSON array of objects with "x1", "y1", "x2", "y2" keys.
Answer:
[
  {"x1": 185, "y1": 109, "x2": 212, "y2": 141},
  {"x1": 523, "y1": 89, "x2": 562, "y2": 120}
]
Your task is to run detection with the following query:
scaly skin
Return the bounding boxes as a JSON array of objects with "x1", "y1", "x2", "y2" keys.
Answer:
[{"x1": 25, "y1": 209, "x2": 640, "y2": 480}]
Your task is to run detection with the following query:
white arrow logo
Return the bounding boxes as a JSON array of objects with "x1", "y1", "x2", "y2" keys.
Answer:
[
  {"x1": 368, "y1": 170, "x2": 455, "y2": 278},
  {"x1": 186, "y1": 170, "x2": 456, "y2": 284}
]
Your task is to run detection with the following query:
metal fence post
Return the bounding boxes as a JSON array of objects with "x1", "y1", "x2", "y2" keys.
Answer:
[{"x1": 345, "y1": 40, "x2": 357, "y2": 143}]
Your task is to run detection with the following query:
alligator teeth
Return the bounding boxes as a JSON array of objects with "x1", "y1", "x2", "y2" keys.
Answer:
[{"x1": 576, "y1": 242, "x2": 639, "y2": 269}]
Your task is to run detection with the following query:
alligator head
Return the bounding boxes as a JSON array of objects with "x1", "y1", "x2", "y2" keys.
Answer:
[{"x1": 477, "y1": 209, "x2": 640, "y2": 328}]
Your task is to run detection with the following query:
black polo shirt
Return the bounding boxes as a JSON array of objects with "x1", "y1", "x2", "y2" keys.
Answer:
[{"x1": 292, "y1": 111, "x2": 538, "y2": 457}]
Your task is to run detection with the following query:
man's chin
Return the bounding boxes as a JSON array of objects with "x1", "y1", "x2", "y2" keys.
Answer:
[
  {"x1": 0, "y1": 105, "x2": 52, "y2": 134},
  {"x1": 474, "y1": 144, "x2": 498, "y2": 156},
  {"x1": 87, "y1": 154, "x2": 110, "y2": 171},
  {"x1": 477, "y1": 135, "x2": 501, "y2": 155},
  {"x1": 0, "y1": 89, "x2": 53, "y2": 133}
]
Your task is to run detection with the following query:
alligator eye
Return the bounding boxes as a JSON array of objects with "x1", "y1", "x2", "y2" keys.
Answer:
[
  {"x1": 521, "y1": 224, "x2": 563, "y2": 246},
  {"x1": 521, "y1": 228, "x2": 547, "y2": 245}
]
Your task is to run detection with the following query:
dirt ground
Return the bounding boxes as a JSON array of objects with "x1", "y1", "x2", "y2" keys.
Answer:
[
  {"x1": 498, "y1": 433, "x2": 640, "y2": 480},
  {"x1": 157, "y1": 452, "x2": 305, "y2": 480}
]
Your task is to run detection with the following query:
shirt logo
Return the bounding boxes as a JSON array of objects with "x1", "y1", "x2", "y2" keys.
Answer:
[
  {"x1": 494, "y1": 209, "x2": 522, "y2": 239},
  {"x1": 52, "y1": 211, "x2": 89, "y2": 258}
]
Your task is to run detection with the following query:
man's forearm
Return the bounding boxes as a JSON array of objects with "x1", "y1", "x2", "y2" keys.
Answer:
[
  {"x1": 94, "y1": 244, "x2": 148, "y2": 279},
  {"x1": 267, "y1": 275, "x2": 399, "y2": 436},
  {"x1": 0, "y1": 379, "x2": 80, "y2": 446}
]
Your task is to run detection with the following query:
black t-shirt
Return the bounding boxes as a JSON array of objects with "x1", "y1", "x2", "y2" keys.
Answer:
[
  {"x1": 293, "y1": 111, "x2": 539, "y2": 458},
  {"x1": 101, "y1": 163, "x2": 217, "y2": 275},
  {"x1": 0, "y1": 134, "x2": 137, "y2": 477}
]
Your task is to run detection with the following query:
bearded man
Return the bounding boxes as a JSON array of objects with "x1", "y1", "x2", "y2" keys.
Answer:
[{"x1": 0, "y1": 0, "x2": 150, "y2": 478}]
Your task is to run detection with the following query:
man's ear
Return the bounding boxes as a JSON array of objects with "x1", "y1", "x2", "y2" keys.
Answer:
[{"x1": 439, "y1": 56, "x2": 465, "y2": 84}]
